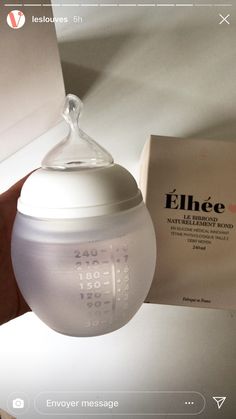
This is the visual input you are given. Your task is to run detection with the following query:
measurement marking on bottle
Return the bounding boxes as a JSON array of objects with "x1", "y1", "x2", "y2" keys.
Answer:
[
  {"x1": 111, "y1": 254, "x2": 116, "y2": 313},
  {"x1": 72, "y1": 240, "x2": 130, "y2": 329}
]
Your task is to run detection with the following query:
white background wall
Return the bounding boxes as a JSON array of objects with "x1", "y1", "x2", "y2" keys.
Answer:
[{"x1": 0, "y1": 2, "x2": 235, "y2": 418}]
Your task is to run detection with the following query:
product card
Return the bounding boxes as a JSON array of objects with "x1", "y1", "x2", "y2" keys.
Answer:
[{"x1": 141, "y1": 135, "x2": 236, "y2": 310}]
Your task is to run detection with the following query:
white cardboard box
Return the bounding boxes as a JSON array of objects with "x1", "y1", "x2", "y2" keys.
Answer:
[{"x1": 141, "y1": 135, "x2": 236, "y2": 310}]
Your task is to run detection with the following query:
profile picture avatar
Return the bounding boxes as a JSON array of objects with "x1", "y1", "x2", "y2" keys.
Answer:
[
  {"x1": 7, "y1": 10, "x2": 25, "y2": 29},
  {"x1": 12, "y1": 398, "x2": 24, "y2": 409}
]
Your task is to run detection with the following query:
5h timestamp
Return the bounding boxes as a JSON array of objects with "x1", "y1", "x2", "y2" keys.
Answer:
[{"x1": 73, "y1": 16, "x2": 83, "y2": 24}]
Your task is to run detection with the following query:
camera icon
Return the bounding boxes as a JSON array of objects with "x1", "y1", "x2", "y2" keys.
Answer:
[{"x1": 12, "y1": 398, "x2": 25, "y2": 409}]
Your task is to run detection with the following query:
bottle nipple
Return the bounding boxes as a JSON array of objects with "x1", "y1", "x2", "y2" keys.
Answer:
[{"x1": 42, "y1": 94, "x2": 113, "y2": 170}]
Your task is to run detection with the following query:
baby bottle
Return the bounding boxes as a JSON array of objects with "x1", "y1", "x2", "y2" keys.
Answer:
[{"x1": 11, "y1": 95, "x2": 156, "y2": 337}]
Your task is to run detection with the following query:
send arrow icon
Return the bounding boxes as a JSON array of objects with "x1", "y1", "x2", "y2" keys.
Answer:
[{"x1": 213, "y1": 396, "x2": 226, "y2": 410}]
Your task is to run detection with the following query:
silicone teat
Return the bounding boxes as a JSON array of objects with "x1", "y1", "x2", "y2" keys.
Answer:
[{"x1": 42, "y1": 94, "x2": 114, "y2": 170}]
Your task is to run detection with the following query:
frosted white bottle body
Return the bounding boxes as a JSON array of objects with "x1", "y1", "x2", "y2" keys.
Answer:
[{"x1": 11, "y1": 204, "x2": 156, "y2": 337}]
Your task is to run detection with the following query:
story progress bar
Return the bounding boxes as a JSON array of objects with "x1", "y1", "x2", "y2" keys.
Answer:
[{"x1": 4, "y1": 3, "x2": 233, "y2": 7}]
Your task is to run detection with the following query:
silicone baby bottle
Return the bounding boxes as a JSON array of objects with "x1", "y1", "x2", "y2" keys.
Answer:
[{"x1": 11, "y1": 95, "x2": 156, "y2": 337}]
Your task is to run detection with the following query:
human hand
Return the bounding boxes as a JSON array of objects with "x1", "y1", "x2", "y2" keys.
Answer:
[
  {"x1": 0, "y1": 407, "x2": 16, "y2": 419},
  {"x1": 0, "y1": 176, "x2": 31, "y2": 326}
]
